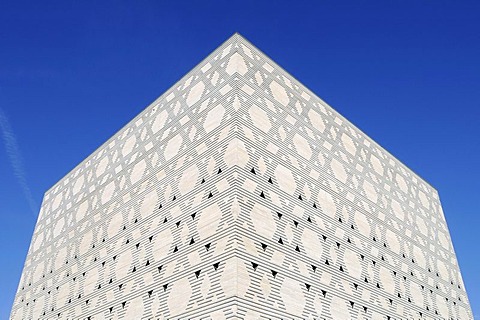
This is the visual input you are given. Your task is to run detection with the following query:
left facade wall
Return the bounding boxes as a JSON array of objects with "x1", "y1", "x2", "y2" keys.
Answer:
[{"x1": 11, "y1": 34, "x2": 246, "y2": 319}]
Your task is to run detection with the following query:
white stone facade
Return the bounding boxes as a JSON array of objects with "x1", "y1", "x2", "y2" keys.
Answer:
[{"x1": 10, "y1": 34, "x2": 472, "y2": 319}]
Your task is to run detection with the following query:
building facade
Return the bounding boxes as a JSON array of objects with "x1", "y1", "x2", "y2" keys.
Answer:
[{"x1": 11, "y1": 34, "x2": 472, "y2": 319}]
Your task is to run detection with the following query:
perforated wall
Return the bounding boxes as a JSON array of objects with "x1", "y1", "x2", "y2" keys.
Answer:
[{"x1": 10, "y1": 34, "x2": 472, "y2": 319}]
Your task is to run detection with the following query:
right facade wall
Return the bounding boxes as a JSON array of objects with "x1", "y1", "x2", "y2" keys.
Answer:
[{"x1": 232, "y1": 34, "x2": 472, "y2": 319}]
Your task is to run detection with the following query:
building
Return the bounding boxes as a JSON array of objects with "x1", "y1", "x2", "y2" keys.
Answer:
[{"x1": 10, "y1": 34, "x2": 472, "y2": 319}]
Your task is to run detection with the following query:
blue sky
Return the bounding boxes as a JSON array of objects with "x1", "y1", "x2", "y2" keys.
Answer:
[{"x1": 1, "y1": 0, "x2": 479, "y2": 317}]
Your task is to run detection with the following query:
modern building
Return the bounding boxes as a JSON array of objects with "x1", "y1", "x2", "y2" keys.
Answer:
[{"x1": 11, "y1": 34, "x2": 472, "y2": 319}]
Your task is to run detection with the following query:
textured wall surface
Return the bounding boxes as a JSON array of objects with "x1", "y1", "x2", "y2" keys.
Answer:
[{"x1": 11, "y1": 34, "x2": 472, "y2": 319}]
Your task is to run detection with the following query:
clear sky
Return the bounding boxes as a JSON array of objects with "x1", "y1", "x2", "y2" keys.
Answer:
[{"x1": 1, "y1": 1, "x2": 479, "y2": 318}]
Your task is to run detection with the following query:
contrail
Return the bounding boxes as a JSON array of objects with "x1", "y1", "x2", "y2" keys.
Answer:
[{"x1": 0, "y1": 107, "x2": 38, "y2": 216}]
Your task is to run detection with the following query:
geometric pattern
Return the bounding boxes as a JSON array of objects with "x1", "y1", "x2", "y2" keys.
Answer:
[{"x1": 10, "y1": 34, "x2": 472, "y2": 319}]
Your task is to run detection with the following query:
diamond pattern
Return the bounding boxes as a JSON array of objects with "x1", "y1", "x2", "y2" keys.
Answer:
[{"x1": 11, "y1": 34, "x2": 472, "y2": 319}]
